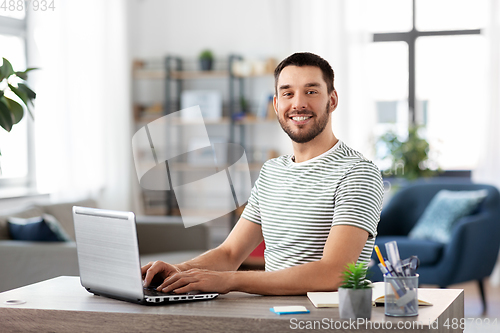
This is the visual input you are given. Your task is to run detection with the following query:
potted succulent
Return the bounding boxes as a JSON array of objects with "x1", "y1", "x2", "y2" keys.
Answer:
[
  {"x1": 0, "y1": 57, "x2": 37, "y2": 172},
  {"x1": 199, "y1": 49, "x2": 214, "y2": 71},
  {"x1": 338, "y1": 262, "x2": 373, "y2": 320}
]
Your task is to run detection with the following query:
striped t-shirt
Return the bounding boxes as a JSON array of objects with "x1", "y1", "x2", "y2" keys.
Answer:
[{"x1": 241, "y1": 140, "x2": 384, "y2": 272}]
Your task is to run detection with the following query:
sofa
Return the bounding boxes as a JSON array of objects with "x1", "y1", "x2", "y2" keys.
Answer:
[{"x1": 0, "y1": 199, "x2": 209, "y2": 292}]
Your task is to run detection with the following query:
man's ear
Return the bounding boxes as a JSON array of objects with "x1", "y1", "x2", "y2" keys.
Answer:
[
  {"x1": 273, "y1": 95, "x2": 278, "y2": 115},
  {"x1": 329, "y1": 90, "x2": 338, "y2": 113}
]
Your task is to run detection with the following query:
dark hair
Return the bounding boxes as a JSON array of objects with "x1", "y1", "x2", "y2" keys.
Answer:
[{"x1": 274, "y1": 52, "x2": 335, "y2": 95}]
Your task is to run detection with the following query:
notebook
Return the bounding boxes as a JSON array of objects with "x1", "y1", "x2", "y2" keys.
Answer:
[
  {"x1": 73, "y1": 206, "x2": 219, "y2": 305},
  {"x1": 307, "y1": 282, "x2": 432, "y2": 308}
]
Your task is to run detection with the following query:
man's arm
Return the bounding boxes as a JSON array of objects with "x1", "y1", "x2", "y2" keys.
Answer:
[
  {"x1": 178, "y1": 217, "x2": 264, "y2": 271},
  {"x1": 142, "y1": 217, "x2": 263, "y2": 287},
  {"x1": 155, "y1": 223, "x2": 368, "y2": 295}
]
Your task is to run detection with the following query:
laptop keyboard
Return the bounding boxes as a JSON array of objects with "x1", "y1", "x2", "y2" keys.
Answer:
[{"x1": 143, "y1": 286, "x2": 177, "y2": 296}]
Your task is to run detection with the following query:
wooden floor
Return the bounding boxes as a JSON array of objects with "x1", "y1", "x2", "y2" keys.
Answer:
[{"x1": 422, "y1": 278, "x2": 500, "y2": 332}]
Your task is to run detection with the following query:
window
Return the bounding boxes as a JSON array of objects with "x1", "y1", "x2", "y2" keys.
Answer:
[
  {"x1": 369, "y1": 0, "x2": 488, "y2": 171},
  {"x1": 416, "y1": 35, "x2": 487, "y2": 170},
  {"x1": 0, "y1": 9, "x2": 32, "y2": 187}
]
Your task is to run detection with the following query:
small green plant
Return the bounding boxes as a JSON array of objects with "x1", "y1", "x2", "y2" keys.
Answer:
[
  {"x1": 199, "y1": 50, "x2": 214, "y2": 71},
  {"x1": 340, "y1": 262, "x2": 372, "y2": 289},
  {"x1": 198, "y1": 49, "x2": 214, "y2": 61}
]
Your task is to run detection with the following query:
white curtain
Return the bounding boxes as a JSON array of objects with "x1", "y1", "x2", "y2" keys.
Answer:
[
  {"x1": 474, "y1": 0, "x2": 500, "y2": 286},
  {"x1": 27, "y1": 0, "x2": 132, "y2": 210}
]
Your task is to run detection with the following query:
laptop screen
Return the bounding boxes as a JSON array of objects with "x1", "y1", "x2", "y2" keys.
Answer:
[{"x1": 73, "y1": 206, "x2": 144, "y2": 301}]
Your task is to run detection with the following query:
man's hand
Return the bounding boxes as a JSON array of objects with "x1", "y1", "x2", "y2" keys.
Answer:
[
  {"x1": 157, "y1": 268, "x2": 234, "y2": 294},
  {"x1": 141, "y1": 261, "x2": 181, "y2": 289}
]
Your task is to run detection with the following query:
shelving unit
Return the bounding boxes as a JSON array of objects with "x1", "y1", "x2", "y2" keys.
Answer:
[{"x1": 132, "y1": 55, "x2": 277, "y2": 217}]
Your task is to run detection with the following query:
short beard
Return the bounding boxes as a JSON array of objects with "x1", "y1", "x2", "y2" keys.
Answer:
[{"x1": 278, "y1": 101, "x2": 331, "y2": 144}]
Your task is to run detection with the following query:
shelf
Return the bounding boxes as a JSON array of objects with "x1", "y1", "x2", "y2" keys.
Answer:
[
  {"x1": 169, "y1": 117, "x2": 230, "y2": 125},
  {"x1": 171, "y1": 70, "x2": 230, "y2": 79},
  {"x1": 132, "y1": 55, "x2": 275, "y2": 217},
  {"x1": 133, "y1": 69, "x2": 165, "y2": 80},
  {"x1": 169, "y1": 117, "x2": 276, "y2": 126},
  {"x1": 134, "y1": 114, "x2": 276, "y2": 127},
  {"x1": 133, "y1": 69, "x2": 229, "y2": 80},
  {"x1": 133, "y1": 68, "x2": 273, "y2": 80},
  {"x1": 234, "y1": 117, "x2": 276, "y2": 125}
]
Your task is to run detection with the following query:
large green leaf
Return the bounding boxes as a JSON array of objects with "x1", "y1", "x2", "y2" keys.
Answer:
[
  {"x1": 12, "y1": 84, "x2": 35, "y2": 119},
  {"x1": 7, "y1": 83, "x2": 33, "y2": 119},
  {"x1": 8, "y1": 83, "x2": 29, "y2": 107},
  {"x1": 15, "y1": 67, "x2": 38, "y2": 80},
  {"x1": 4, "y1": 97, "x2": 24, "y2": 124},
  {"x1": 0, "y1": 98, "x2": 13, "y2": 132},
  {"x1": 18, "y1": 83, "x2": 36, "y2": 104},
  {"x1": 0, "y1": 58, "x2": 15, "y2": 82}
]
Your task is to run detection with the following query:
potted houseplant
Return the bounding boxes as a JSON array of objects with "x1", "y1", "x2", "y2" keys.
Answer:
[
  {"x1": 199, "y1": 49, "x2": 214, "y2": 71},
  {"x1": 0, "y1": 57, "x2": 37, "y2": 172},
  {"x1": 377, "y1": 126, "x2": 440, "y2": 181},
  {"x1": 338, "y1": 262, "x2": 373, "y2": 320}
]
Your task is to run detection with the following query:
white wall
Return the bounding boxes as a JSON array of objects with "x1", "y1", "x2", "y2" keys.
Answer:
[
  {"x1": 128, "y1": 0, "x2": 291, "y2": 60},
  {"x1": 126, "y1": 0, "x2": 363, "y2": 158}
]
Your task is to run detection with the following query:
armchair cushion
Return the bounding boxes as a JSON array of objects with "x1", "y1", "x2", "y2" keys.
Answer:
[
  {"x1": 408, "y1": 189, "x2": 488, "y2": 243},
  {"x1": 376, "y1": 236, "x2": 445, "y2": 266}
]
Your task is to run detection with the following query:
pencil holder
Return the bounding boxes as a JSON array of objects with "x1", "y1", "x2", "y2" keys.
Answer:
[{"x1": 384, "y1": 274, "x2": 419, "y2": 317}]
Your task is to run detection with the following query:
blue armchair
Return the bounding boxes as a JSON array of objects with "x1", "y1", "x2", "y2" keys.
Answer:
[{"x1": 369, "y1": 178, "x2": 500, "y2": 312}]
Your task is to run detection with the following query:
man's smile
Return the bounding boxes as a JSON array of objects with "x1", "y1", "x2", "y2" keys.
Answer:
[
  {"x1": 288, "y1": 113, "x2": 314, "y2": 125},
  {"x1": 291, "y1": 115, "x2": 312, "y2": 120}
]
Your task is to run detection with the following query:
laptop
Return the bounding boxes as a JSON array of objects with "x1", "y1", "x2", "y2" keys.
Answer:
[{"x1": 72, "y1": 206, "x2": 219, "y2": 304}]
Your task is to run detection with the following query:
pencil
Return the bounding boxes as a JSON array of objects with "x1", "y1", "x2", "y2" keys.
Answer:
[{"x1": 374, "y1": 245, "x2": 386, "y2": 267}]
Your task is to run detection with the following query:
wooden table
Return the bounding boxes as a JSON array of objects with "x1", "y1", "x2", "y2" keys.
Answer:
[{"x1": 0, "y1": 276, "x2": 463, "y2": 332}]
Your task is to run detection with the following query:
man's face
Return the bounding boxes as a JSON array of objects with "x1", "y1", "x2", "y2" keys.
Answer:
[{"x1": 274, "y1": 65, "x2": 337, "y2": 144}]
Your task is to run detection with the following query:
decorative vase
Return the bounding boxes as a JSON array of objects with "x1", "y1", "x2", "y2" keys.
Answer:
[{"x1": 338, "y1": 287, "x2": 372, "y2": 320}]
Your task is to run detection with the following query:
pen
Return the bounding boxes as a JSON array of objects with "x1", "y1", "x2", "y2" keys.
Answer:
[
  {"x1": 379, "y1": 263, "x2": 405, "y2": 301},
  {"x1": 385, "y1": 261, "x2": 398, "y2": 277},
  {"x1": 378, "y1": 263, "x2": 391, "y2": 276},
  {"x1": 378, "y1": 263, "x2": 402, "y2": 299},
  {"x1": 383, "y1": 270, "x2": 417, "y2": 313}
]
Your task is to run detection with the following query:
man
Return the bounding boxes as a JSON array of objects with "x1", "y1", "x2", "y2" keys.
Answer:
[{"x1": 142, "y1": 52, "x2": 383, "y2": 295}]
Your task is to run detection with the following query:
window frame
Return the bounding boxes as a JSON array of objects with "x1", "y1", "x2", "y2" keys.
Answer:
[
  {"x1": 372, "y1": 0, "x2": 481, "y2": 125},
  {"x1": 0, "y1": 12, "x2": 35, "y2": 191}
]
